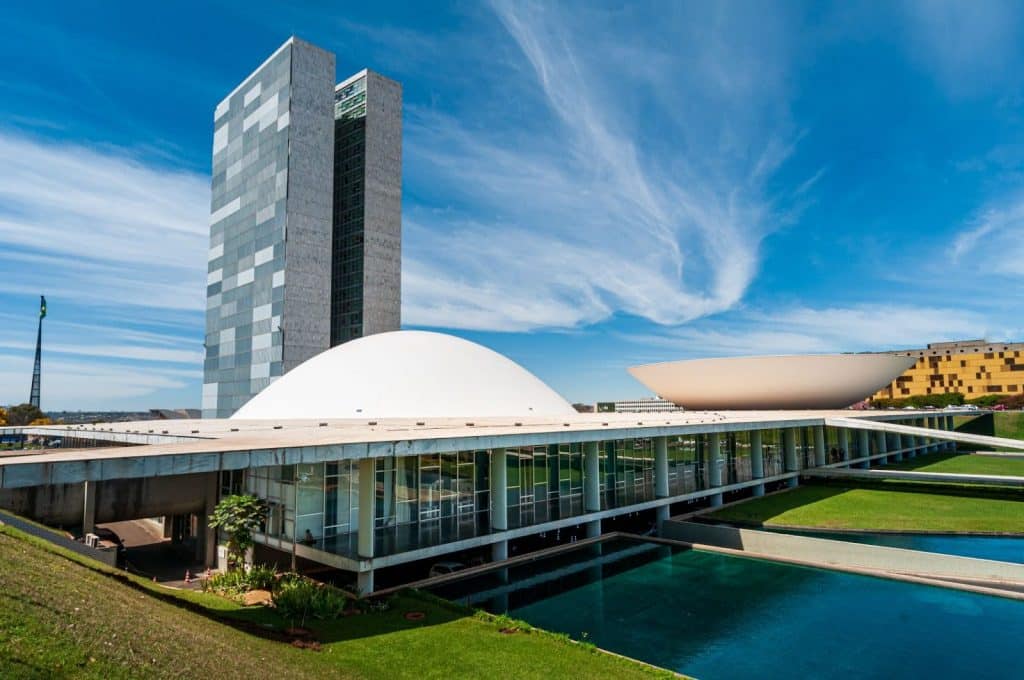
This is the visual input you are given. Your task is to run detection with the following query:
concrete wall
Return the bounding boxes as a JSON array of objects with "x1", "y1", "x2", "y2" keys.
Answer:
[
  {"x1": 0, "y1": 473, "x2": 215, "y2": 526},
  {"x1": 662, "y1": 521, "x2": 1024, "y2": 584},
  {"x1": 0, "y1": 511, "x2": 118, "y2": 567}
]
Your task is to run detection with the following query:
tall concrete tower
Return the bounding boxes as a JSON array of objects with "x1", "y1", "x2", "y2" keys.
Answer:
[{"x1": 202, "y1": 38, "x2": 401, "y2": 418}]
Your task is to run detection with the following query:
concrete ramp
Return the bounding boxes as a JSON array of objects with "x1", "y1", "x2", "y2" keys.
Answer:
[
  {"x1": 826, "y1": 416, "x2": 1024, "y2": 452},
  {"x1": 803, "y1": 467, "x2": 1024, "y2": 488},
  {"x1": 662, "y1": 520, "x2": 1024, "y2": 595}
]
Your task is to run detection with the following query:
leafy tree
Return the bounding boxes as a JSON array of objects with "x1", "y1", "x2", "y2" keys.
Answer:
[
  {"x1": 0, "y1": 407, "x2": 7, "y2": 426},
  {"x1": 208, "y1": 494, "x2": 269, "y2": 571},
  {"x1": 6, "y1": 403, "x2": 45, "y2": 426}
]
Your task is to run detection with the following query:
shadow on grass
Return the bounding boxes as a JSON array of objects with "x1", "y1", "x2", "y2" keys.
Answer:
[
  {"x1": 1, "y1": 522, "x2": 474, "y2": 649},
  {"x1": 706, "y1": 486, "x2": 850, "y2": 525}
]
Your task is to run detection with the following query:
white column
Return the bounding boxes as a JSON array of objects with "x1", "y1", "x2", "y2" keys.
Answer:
[
  {"x1": 750, "y1": 430, "x2": 765, "y2": 497},
  {"x1": 783, "y1": 428, "x2": 799, "y2": 487},
  {"x1": 875, "y1": 430, "x2": 888, "y2": 465},
  {"x1": 357, "y1": 569, "x2": 374, "y2": 595},
  {"x1": 357, "y1": 458, "x2": 375, "y2": 559},
  {"x1": 708, "y1": 433, "x2": 723, "y2": 505},
  {"x1": 840, "y1": 429, "x2": 851, "y2": 465},
  {"x1": 893, "y1": 432, "x2": 904, "y2": 463},
  {"x1": 584, "y1": 441, "x2": 601, "y2": 513},
  {"x1": 490, "y1": 449, "x2": 508, "y2": 531},
  {"x1": 858, "y1": 430, "x2": 871, "y2": 469},
  {"x1": 813, "y1": 426, "x2": 826, "y2": 467},
  {"x1": 491, "y1": 539, "x2": 508, "y2": 562},
  {"x1": 82, "y1": 480, "x2": 97, "y2": 536},
  {"x1": 945, "y1": 415, "x2": 956, "y2": 451}
]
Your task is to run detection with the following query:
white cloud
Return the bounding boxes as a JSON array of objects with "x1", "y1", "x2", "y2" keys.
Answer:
[
  {"x1": 401, "y1": 1, "x2": 806, "y2": 332},
  {"x1": 0, "y1": 129, "x2": 209, "y2": 310},
  {"x1": 902, "y1": 0, "x2": 1023, "y2": 96},
  {"x1": 623, "y1": 304, "x2": 998, "y2": 358},
  {"x1": 0, "y1": 353, "x2": 198, "y2": 410},
  {"x1": 950, "y1": 191, "x2": 1024, "y2": 276}
]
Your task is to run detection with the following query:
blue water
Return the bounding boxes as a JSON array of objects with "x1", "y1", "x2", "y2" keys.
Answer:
[
  {"x1": 432, "y1": 540, "x2": 1024, "y2": 679},
  {"x1": 767, "y1": 528, "x2": 1024, "y2": 563}
]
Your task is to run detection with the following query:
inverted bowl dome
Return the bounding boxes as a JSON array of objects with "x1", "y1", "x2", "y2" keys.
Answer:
[
  {"x1": 628, "y1": 354, "x2": 916, "y2": 410},
  {"x1": 232, "y1": 330, "x2": 576, "y2": 419}
]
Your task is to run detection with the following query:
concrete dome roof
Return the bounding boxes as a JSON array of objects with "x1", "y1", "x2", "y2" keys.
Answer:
[
  {"x1": 232, "y1": 330, "x2": 576, "y2": 419},
  {"x1": 628, "y1": 354, "x2": 917, "y2": 410}
]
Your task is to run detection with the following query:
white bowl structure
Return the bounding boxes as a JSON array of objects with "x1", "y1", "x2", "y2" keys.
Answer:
[
  {"x1": 628, "y1": 354, "x2": 917, "y2": 410},
  {"x1": 232, "y1": 330, "x2": 577, "y2": 420}
]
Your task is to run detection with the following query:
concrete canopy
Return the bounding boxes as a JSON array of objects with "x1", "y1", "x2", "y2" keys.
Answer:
[
  {"x1": 628, "y1": 354, "x2": 917, "y2": 410},
  {"x1": 232, "y1": 330, "x2": 577, "y2": 419}
]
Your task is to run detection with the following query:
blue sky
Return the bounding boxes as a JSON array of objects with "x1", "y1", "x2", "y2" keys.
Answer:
[{"x1": 3, "y1": 0, "x2": 1024, "y2": 410}]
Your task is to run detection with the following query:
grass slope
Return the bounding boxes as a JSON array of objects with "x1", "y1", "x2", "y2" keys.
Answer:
[
  {"x1": 888, "y1": 452, "x2": 1024, "y2": 476},
  {"x1": 993, "y1": 412, "x2": 1024, "y2": 440},
  {"x1": 0, "y1": 525, "x2": 672, "y2": 679},
  {"x1": 707, "y1": 485, "x2": 1024, "y2": 533}
]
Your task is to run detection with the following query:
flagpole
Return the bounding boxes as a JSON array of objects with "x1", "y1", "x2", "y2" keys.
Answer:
[{"x1": 29, "y1": 296, "x2": 45, "y2": 409}]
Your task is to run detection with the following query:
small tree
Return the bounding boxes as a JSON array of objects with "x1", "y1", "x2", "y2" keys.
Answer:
[
  {"x1": 0, "y1": 407, "x2": 7, "y2": 426},
  {"x1": 208, "y1": 494, "x2": 268, "y2": 571},
  {"x1": 6, "y1": 403, "x2": 45, "y2": 426}
]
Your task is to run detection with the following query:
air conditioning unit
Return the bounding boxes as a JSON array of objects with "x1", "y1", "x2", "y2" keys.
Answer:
[{"x1": 84, "y1": 533, "x2": 99, "y2": 548}]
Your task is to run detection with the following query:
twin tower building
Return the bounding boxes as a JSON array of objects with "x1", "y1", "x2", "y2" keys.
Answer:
[{"x1": 202, "y1": 38, "x2": 402, "y2": 417}]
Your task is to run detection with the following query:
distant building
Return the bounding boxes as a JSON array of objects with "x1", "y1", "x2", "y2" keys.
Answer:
[
  {"x1": 596, "y1": 398, "x2": 684, "y2": 413},
  {"x1": 203, "y1": 38, "x2": 401, "y2": 418},
  {"x1": 872, "y1": 339, "x2": 1024, "y2": 401}
]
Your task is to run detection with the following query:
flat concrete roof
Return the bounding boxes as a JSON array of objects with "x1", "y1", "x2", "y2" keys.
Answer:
[{"x1": 0, "y1": 409, "x2": 976, "y2": 489}]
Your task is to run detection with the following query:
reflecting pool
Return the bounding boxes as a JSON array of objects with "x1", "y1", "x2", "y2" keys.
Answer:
[{"x1": 430, "y1": 539, "x2": 1024, "y2": 679}]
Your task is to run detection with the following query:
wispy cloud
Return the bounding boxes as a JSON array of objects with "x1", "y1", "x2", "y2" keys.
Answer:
[
  {"x1": 622, "y1": 304, "x2": 1000, "y2": 359},
  {"x1": 402, "y1": 1, "x2": 807, "y2": 332},
  {"x1": 0, "y1": 129, "x2": 209, "y2": 310},
  {"x1": 950, "y1": 191, "x2": 1024, "y2": 276},
  {"x1": 901, "y1": 0, "x2": 1024, "y2": 97},
  {"x1": 0, "y1": 353, "x2": 198, "y2": 410}
]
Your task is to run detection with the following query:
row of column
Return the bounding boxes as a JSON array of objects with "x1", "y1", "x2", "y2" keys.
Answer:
[{"x1": 352, "y1": 416, "x2": 958, "y2": 592}]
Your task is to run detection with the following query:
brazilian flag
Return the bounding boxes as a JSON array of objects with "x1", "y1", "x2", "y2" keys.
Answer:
[{"x1": 39, "y1": 296, "x2": 46, "y2": 319}]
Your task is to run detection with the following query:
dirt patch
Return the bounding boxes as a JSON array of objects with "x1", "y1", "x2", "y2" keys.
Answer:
[{"x1": 242, "y1": 589, "x2": 272, "y2": 606}]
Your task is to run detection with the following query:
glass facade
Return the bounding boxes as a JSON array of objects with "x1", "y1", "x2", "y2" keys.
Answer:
[
  {"x1": 331, "y1": 75, "x2": 367, "y2": 344},
  {"x1": 203, "y1": 39, "x2": 335, "y2": 417},
  {"x1": 246, "y1": 427, "x2": 858, "y2": 560}
]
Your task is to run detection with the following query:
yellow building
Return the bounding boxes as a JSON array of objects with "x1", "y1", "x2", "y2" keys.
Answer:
[{"x1": 872, "y1": 339, "x2": 1024, "y2": 401}]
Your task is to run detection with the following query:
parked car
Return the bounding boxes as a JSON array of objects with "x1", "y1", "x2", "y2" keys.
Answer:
[{"x1": 428, "y1": 561, "x2": 467, "y2": 578}]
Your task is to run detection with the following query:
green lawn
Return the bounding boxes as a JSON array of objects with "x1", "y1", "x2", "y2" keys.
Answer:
[
  {"x1": 888, "y1": 452, "x2": 1024, "y2": 476},
  {"x1": 993, "y1": 411, "x2": 1024, "y2": 440},
  {"x1": 707, "y1": 485, "x2": 1024, "y2": 533},
  {"x1": 954, "y1": 411, "x2": 1024, "y2": 440},
  {"x1": 0, "y1": 525, "x2": 673, "y2": 679}
]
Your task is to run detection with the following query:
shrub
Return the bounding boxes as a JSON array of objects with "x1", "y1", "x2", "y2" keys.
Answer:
[
  {"x1": 203, "y1": 563, "x2": 278, "y2": 597},
  {"x1": 272, "y1": 577, "x2": 348, "y2": 626},
  {"x1": 246, "y1": 563, "x2": 278, "y2": 591}
]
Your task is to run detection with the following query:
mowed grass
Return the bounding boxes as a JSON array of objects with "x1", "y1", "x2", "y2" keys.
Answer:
[
  {"x1": 707, "y1": 485, "x2": 1024, "y2": 533},
  {"x1": 0, "y1": 525, "x2": 674, "y2": 679},
  {"x1": 954, "y1": 411, "x2": 1024, "y2": 440},
  {"x1": 888, "y1": 452, "x2": 1024, "y2": 477}
]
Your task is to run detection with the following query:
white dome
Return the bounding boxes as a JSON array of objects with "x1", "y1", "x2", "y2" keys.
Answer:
[{"x1": 232, "y1": 330, "x2": 576, "y2": 419}]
